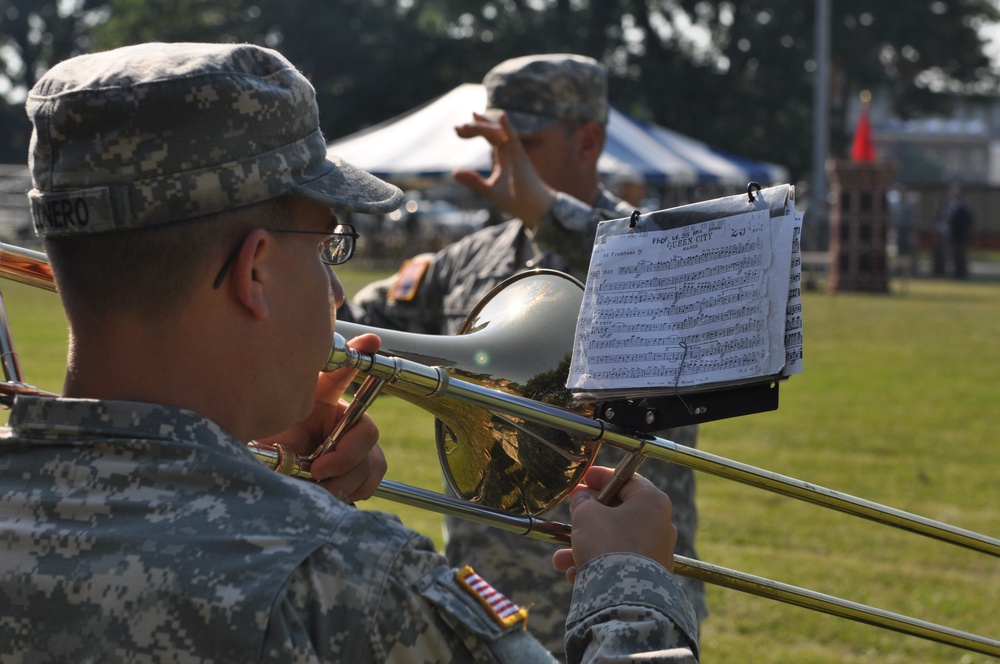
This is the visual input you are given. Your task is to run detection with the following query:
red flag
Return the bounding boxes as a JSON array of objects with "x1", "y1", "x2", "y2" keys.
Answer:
[{"x1": 850, "y1": 103, "x2": 877, "y2": 162}]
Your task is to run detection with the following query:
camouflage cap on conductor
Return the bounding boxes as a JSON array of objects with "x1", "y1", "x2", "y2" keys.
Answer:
[
  {"x1": 26, "y1": 42, "x2": 403, "y2": 237},
  {"x1": 483, "y1": 53, "x2": 608, "y2": 135}
]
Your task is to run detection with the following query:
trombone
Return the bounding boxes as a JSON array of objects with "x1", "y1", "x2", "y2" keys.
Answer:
[{"x1": 1, "y1": 242, "x2": 998, "y2": 657}]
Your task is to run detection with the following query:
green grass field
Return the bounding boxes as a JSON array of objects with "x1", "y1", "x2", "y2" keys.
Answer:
[{"x1": 2, "y1": 268, "x2": 998, "y2": 663}]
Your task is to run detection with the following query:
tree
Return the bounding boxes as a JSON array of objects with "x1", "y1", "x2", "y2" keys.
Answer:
[
  {"x1": 86, "y1": 0, "x2": 490, "y2": 149},
  {"x1": 408, "y1": 1, "x2": 1000, "y2": 180},
  {"x1": 612, "y1": 0, "x2": 1000, "y2": 179},
  {"x1": 4, "y1": 0, "x2": 999, "y2": 185},
  {"x1": 0, "y1": 0, "x2": 110, "y2": 162}
]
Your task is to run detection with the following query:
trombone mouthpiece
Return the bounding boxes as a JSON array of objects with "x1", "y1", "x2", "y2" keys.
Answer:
[{"x1": 325, "y1": 332, "x2": 374, "y2": 373}]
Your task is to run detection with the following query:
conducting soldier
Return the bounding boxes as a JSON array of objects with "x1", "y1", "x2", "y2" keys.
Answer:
[
  {"x1": 0, "y1": 43, "x2": 698, "y2": 662},
  {"x1": 342, "y1": 53, "x2": 707, "y2": 654}
]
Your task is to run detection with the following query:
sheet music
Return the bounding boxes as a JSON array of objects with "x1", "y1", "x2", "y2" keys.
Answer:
[
  {"x1": 783, "y1": 210, "x2": 805, "y2": 377},
  {"x1": 568, "y1": 203, "x2": 800, "y2": 398}
]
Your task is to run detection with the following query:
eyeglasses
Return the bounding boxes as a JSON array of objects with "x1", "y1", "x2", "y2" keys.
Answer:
[
  {"x1": 268, "y1": 224, "x2": 359, "y2": 266},
  {"x1": 212, "y1": 224, "x2": 359, "y2": 289}
]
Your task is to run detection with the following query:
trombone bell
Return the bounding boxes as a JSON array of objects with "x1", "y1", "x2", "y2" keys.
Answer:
[{"x1": 337, "y1": 270, "x2": 597, "y2": 516}]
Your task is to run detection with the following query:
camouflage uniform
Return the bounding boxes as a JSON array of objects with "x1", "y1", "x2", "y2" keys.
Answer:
[
  {"x1": 343, "y1": 186, "x2": 708, "y2": 655},
  {"x1": 13, "y1": 43, "x2": 700, "y2": 663},
  {"x1": 0, "y1": 396, "x2": 699, "y2": 663}
]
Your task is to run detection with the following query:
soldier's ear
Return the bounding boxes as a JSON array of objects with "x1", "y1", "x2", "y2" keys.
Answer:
[
  {"x1": 229, "y1": 228, "x2": 273, "y2": 320},
  {"x1": 578, "y1": 122, "x2": 604, "y2": 164}
]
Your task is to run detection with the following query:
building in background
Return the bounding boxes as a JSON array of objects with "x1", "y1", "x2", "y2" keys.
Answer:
[
  {"x1": 866, "y1": 94, "x2": 1000, "y2": 251},
  {"x1": 0, "y1": 165, "x2": 31, "y2": 243}
]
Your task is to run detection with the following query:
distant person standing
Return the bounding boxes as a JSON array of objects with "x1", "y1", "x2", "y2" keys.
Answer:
[
  {"x1": 945, "y1": 184, "x2": 974, "y2": 279},
  {"x1": 932, "y1": 198, "x2": 950, "y2": 278},
  {"x1": 890, "y1": 187, "x2": 918, "y2": 278}
]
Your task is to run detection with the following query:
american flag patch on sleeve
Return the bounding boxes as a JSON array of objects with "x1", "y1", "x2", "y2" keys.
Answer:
[
  {"x1": 455, "y1": 565, "x2": 529, "y2": 629},
  {"x1": 387, "y1": 257, "x2": 430, "y2": 302}
]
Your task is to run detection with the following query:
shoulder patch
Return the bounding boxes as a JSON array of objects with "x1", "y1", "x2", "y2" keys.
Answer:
[
  {"x1": 455, "y1": 565, "x2": 529, "y2": 629},
  {"x1": 387, "y1": 257, "x2": 430, "y2": 302}
]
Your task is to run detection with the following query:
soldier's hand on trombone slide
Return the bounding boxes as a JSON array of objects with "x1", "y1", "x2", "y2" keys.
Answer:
[{"x1": 552, "y1": 466, "x2": 678, "y2": 584}]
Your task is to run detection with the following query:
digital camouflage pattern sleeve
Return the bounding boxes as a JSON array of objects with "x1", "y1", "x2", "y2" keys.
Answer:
[
  {"x1": 257, "y1": 506, "x2": 563, "y2": 663},
  {"x1": 566, "y1": 554, "x2": 700, "y2": 663},
  {"x1": 1, "y1": 396, "x2": 697, "y2": 663}
]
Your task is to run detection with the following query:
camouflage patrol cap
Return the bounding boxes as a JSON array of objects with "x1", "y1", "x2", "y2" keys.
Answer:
[
  {"x1": 25, "y1": 42, "x2": 403, "y2": 237},
  {"x1": 483, "y1": 54, "x2": 608, "y2": 135}
]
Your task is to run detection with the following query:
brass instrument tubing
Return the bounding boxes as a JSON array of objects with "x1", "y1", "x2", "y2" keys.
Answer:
[
  {"x1": 0, "y1": 243, "x2": 56, "y2": 292},
  {"x1": 672, "y1": 558, "x2": 1000, "y2": 656},
  {"x1": 0, "y1": 244, "x2": 57, "y2": 404},
  {"x1": 326, "y1": 338, "x2": 1000, "y2": 559},
  {"x1": 375, "y1": 479, "x2": 572, "y2": 544},
  {"x1": 308, "y1": 375, "x2": 386, "y2": 461},
  {"x1": 595, "y1": 445, "x2": 645, "y2": 505},
  {"x1": 0, "y1": 285, "x2": 24, "y2": 387},
  {"x1": 247, "y1": 443, "x2": 314, "y2": 480}
]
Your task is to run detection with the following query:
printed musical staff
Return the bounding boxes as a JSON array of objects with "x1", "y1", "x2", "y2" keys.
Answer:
[{"x1": 568, "y1": 194, "x2": 804, "y2": 399}]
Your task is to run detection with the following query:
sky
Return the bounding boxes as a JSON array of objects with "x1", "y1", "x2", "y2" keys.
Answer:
[{"x1": 982, "y1": 22, "x2": 1000, "y2": 66}]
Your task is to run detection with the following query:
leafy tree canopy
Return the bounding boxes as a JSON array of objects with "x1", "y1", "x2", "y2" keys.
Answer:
[
  {"x1": 0, "y1": 0, "x2": 109, "y2": 161},
  {"x1": 2, "y1": 0, "x2": 999, "y2": 181}
]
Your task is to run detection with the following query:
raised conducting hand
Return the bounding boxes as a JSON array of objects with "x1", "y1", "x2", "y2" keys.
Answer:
[
  {"x1": 258, "y1": 333, "x2": 386, "y2": 503},
  {"x1": 552, "y1": 465, "x2": 677, "y2": 583},
  {"x1": 452, "y1": 111, "x2": 557, "y2": 227}
]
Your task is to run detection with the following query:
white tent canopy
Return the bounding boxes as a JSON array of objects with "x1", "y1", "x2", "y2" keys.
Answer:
[{"x1": 327, "y1": 83, "x2": 788, "y2": 187}]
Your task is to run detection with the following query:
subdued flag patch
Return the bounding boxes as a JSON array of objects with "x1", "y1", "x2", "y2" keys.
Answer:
[{"x1": 387, "y1": 257, "x2": 430, "y2": 301}]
